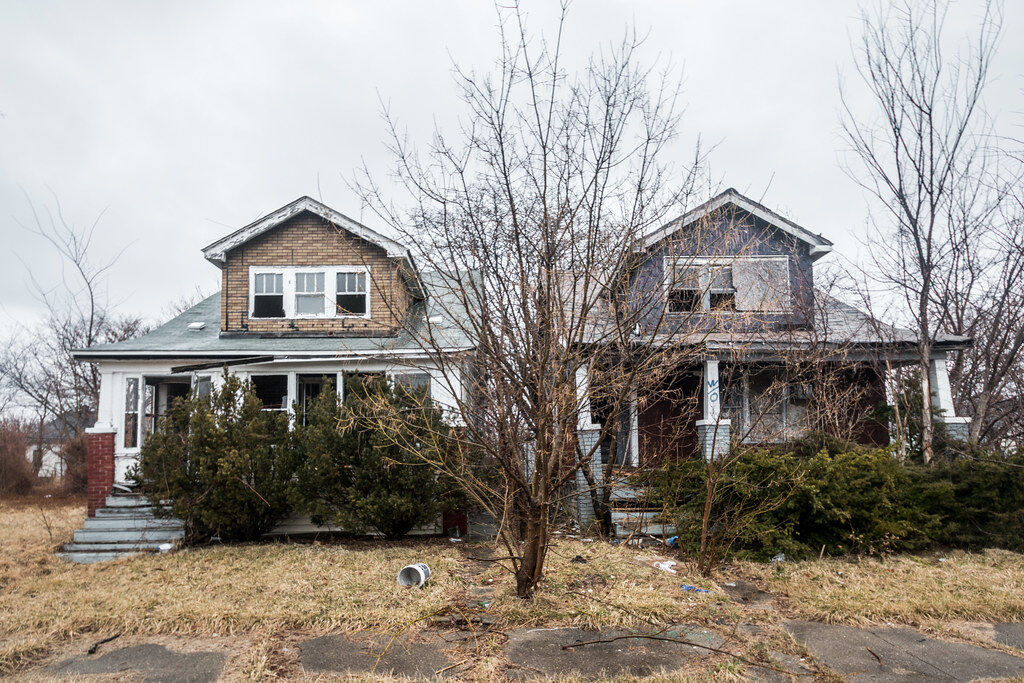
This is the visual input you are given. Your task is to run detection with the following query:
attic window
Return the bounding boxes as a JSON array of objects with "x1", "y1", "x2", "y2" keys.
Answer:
[
  {"x1": 253, "y1": 273, "x2": 284, "y2": 318},
  {"x1": 336, "y1": 272, "x2": 367, "y2": 316},
  {"x1": 295, "y1": 272, "x2": 326, "y2": 315},
  {"x1": 666, "y1": 257, "x2": 787, "y2": 313}
]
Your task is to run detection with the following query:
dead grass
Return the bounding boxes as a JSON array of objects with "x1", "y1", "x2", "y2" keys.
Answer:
[
  {"x1": 0, "y1": 499, "x2": 728, "y2": 676},
  {"x1": 488, "y1": 540, "x2": 729, "y2": 629},
  {"x1": 5, "y1": 497, "x2": 1024, "y2": 678},
  {"x1": 739, "y1": 550, "x2": 1024, "y2": 627}
]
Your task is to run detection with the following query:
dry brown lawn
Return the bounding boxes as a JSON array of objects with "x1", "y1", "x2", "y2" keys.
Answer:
[
  {"x1": 740, "y1": 550, "x2": 1024, "y2": 627},
  {"x1": 0, "y1": 498, "x2": 724, "y2": 675},
  {"x1": 3, "y1": 497, "x2": 1024, "y2": 677}
]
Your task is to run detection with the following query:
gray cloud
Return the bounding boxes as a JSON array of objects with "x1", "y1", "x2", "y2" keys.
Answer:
[{"x1": 1, "y1": 1, "x2": 1020, "y2": 324}]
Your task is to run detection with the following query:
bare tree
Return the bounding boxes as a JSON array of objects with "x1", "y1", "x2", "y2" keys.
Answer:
[
  {"x1": 840, "y1": 0, "x2": 1003, "y2": 462},
  {"x1": 356, "y1": 3, "x2": 715, "y2": 597},
  {"x1": 0, "y1": 195, "x2": 146, "y2": 479}
]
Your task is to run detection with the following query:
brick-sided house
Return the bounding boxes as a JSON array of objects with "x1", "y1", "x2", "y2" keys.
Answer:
[
  {"x1": 67, "y1": 197, "x2": 473, "y2": 561},
  {"x1": 573, "y1": 189, "x2": 971, "y2": 528}
]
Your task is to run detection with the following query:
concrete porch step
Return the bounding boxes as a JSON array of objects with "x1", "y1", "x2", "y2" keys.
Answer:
[
  {"x1": 62, "y1": 541, "x2": 169, "y2": 553},
  {"x1": 82, "y1": 516, "x2": 183, "y2": 531},
  {"x1": 59, "y1": 549, "x2": 159, "y2": 564},
  {"x1": 73, "y1": 527, "x2": 185, "y2": 544},
  {"x1": 105, "y1": 494, "x2": 152, "y2": 508}
]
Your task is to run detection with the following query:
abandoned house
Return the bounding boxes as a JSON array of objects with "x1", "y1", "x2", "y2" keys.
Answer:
[
  {"x1": 66, "y1": 189, "x2": 971, "y2": 557},
  {"x1": 573, "y1": 189, "x2": 972, "y2": 529},
  {"x1": 66, "y1": 197, "x2": 474, "y2": 561}
]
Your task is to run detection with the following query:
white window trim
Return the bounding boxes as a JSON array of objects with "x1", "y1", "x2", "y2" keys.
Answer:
[
  {"x1": 248, "y1": 265, "x2": 371, "y2": 320},
  {"x1": 663, "y1": 255, "x2": 788, "y2": 314}
]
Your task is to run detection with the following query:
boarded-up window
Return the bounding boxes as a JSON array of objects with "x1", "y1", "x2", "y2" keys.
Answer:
[{"x1": 733, "y1": 258, "x2": 791, "y2": 312}]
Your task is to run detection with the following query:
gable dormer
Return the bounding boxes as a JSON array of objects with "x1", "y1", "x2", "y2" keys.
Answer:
[
  {"x1": 633, "y1": 188, "x2": 833, "y2": 324},
  {"x1": 203, "y1": 197, "x2": 421, "y2": 335}
]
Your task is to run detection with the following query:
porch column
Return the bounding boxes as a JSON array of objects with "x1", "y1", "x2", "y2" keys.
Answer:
[
  {"x1": 575, "y1": 363, "x2": 603, "y2": 526},
  {"x1": 928, "y1": 352, "x2": 970, "y2": 441},
  {"x1": 696, "y1": 357, "x2": 731, "y2": 461}
]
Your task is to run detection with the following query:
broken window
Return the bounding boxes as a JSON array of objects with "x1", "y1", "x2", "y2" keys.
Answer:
[
  {"x1": 295, "y1": 271, "x2": 325, "y2": 315},
  {"x1": 708, "y1": 264, "x2": 736, "y2": 311},
  {"x1": 251, "y1": 375, "x2": 288, "y2": 411},
  {"x1": 296, "y1": 374, "x2": 335, "y2": 422},
  {"x1": 667, "y1": 264, "x2": 702, "y2": 313},
  {"x1": 124, "y1": 377, "x2": 139, "y2": 448},
  {"x1": 336, "y1": 272, "x2": 368, "y2": 316},
  {"x1": 253, "y1": 273, "x2": 284, "y2": 318}
]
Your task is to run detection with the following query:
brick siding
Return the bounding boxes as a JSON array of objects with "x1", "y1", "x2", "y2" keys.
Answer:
[
  {"x1": 221, "y1": 212, "x2": 413, "y2": 334},
  {"x1": 86, "y1": 430, "x2": 115, "y2": 517}
]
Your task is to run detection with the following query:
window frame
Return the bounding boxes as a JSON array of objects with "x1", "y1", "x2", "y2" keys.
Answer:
[
  {"x1": 248, "y1": 265, "x2": 371, "y2": 320},
  {"x1": 664, "y1": 257, "x2": 737, "y2": 313},
  {"x1": 664, "y1": 255, "x2": 789, "y2": 314},
  {"x1": 335, "y1": 270, "x2": 369, "y2": 317}
]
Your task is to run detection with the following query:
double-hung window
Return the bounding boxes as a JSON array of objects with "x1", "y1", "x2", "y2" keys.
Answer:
[
  {"x1": 295, "y1": 272, "x2": 326, "y2": 316},
  {"x1": 253, "y1": 273, "x2": 285, "y2": 318},
  {"x1": 336, "y1": 272, "x2": 368, "y2": 316}
]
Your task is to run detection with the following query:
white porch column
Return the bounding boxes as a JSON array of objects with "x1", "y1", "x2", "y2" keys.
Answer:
[
  {"x1": 574, "y1": 362, "x2": 603, "y2": 526},
  {"x1": 696, "y1": 357, "x2": 731, "y2": 461},
  {"x1": 928, "y1": 352, "x2": 970, "y2": 441},
  {"x1": 94, "y1": 368, "x2": 117, "y2": 431}
]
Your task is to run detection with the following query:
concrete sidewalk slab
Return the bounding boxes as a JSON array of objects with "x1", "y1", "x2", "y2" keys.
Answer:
[
  {"x1": 300, "y1": 632, "x2": 456, "y2": 678},
  {"x1": 49, "y1": 643, "x2": 225, "y2": 682},
  {"x1": 786, "y1": 620, "x2": 1024, "y2": 681},
  {"x1": 995, "y1": 623, "x2": 1024, "y2": 651},
  {"x1": 504, "y1": 625, "x2": 724, "y2": 680}
]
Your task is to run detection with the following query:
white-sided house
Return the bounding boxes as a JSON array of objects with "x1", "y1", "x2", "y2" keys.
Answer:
[{"x1": 67, "y1": 197, "x2": 473, "y2": 562}]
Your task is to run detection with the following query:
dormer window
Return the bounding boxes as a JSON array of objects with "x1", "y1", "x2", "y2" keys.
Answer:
[
  {"x1": 295, "y1": 272, "x2": 326, "y2": 315},
  {"x1": 249, "y1": 266, "x2": 371, "y2": 320},
  {"x1": 253, "y1": 273, "x2": 285, "y2": 318},
  {"x1": 336, "y1": 272, "x2": 367, "y2": 316},
  {"x1": 667, "y1": 261, "x2": 735, "y2": 312},
  {"x1": 666, "y1": 257, "x2": 788, "y2": 313},
  {"x1": 708, "y1": 264, "x2": 736, "y2": 311}
]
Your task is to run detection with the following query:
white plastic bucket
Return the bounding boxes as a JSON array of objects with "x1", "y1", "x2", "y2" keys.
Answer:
[{"x1": 397, "y1": 562, "x2": 431, "y2": 587}]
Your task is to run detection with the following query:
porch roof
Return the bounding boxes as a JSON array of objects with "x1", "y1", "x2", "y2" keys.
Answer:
[{"x1": 71, "y1": 272, "x2": 475, "y2": 361}]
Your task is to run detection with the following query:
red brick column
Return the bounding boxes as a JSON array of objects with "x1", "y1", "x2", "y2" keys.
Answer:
[{"x1": 85, "y1": 429, "x2": 116, "y2": 517}]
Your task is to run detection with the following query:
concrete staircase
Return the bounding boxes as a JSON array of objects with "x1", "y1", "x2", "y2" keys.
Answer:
[{"x1": 60, "y1": 492, "x2": 184, "y2": 564}]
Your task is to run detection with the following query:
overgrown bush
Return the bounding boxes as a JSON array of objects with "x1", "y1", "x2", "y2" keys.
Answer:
[
  {"x1": 906, "y1": 453, "x2": 1024, "y2": 552},
  {"x1": 0, "y1": 421, "x2": 34, "y2": 496},
  {"x1": 134, "y1": 374, "x2": 295, "y2": 542},
  {"x1": 292, "y1": 376, "x2": 459, "y2": 539},
  {"x1": 651, "y1": 437, "x2": 1024, "y2": 560}
]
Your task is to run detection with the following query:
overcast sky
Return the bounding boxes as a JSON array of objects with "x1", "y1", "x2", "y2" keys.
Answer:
[{"x1": 1, "y1": 1, "x2": 1021, "y2": 326}]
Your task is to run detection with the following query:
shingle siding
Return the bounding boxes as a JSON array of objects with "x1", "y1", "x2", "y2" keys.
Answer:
[{"x1": 220, "y1": 211, "x2": 413, "y2": 334}]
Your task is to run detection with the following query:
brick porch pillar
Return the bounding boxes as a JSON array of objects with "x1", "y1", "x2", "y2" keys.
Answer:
[{"x1": 85, "y1": 427, "x2": 116, "y2": 516}]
